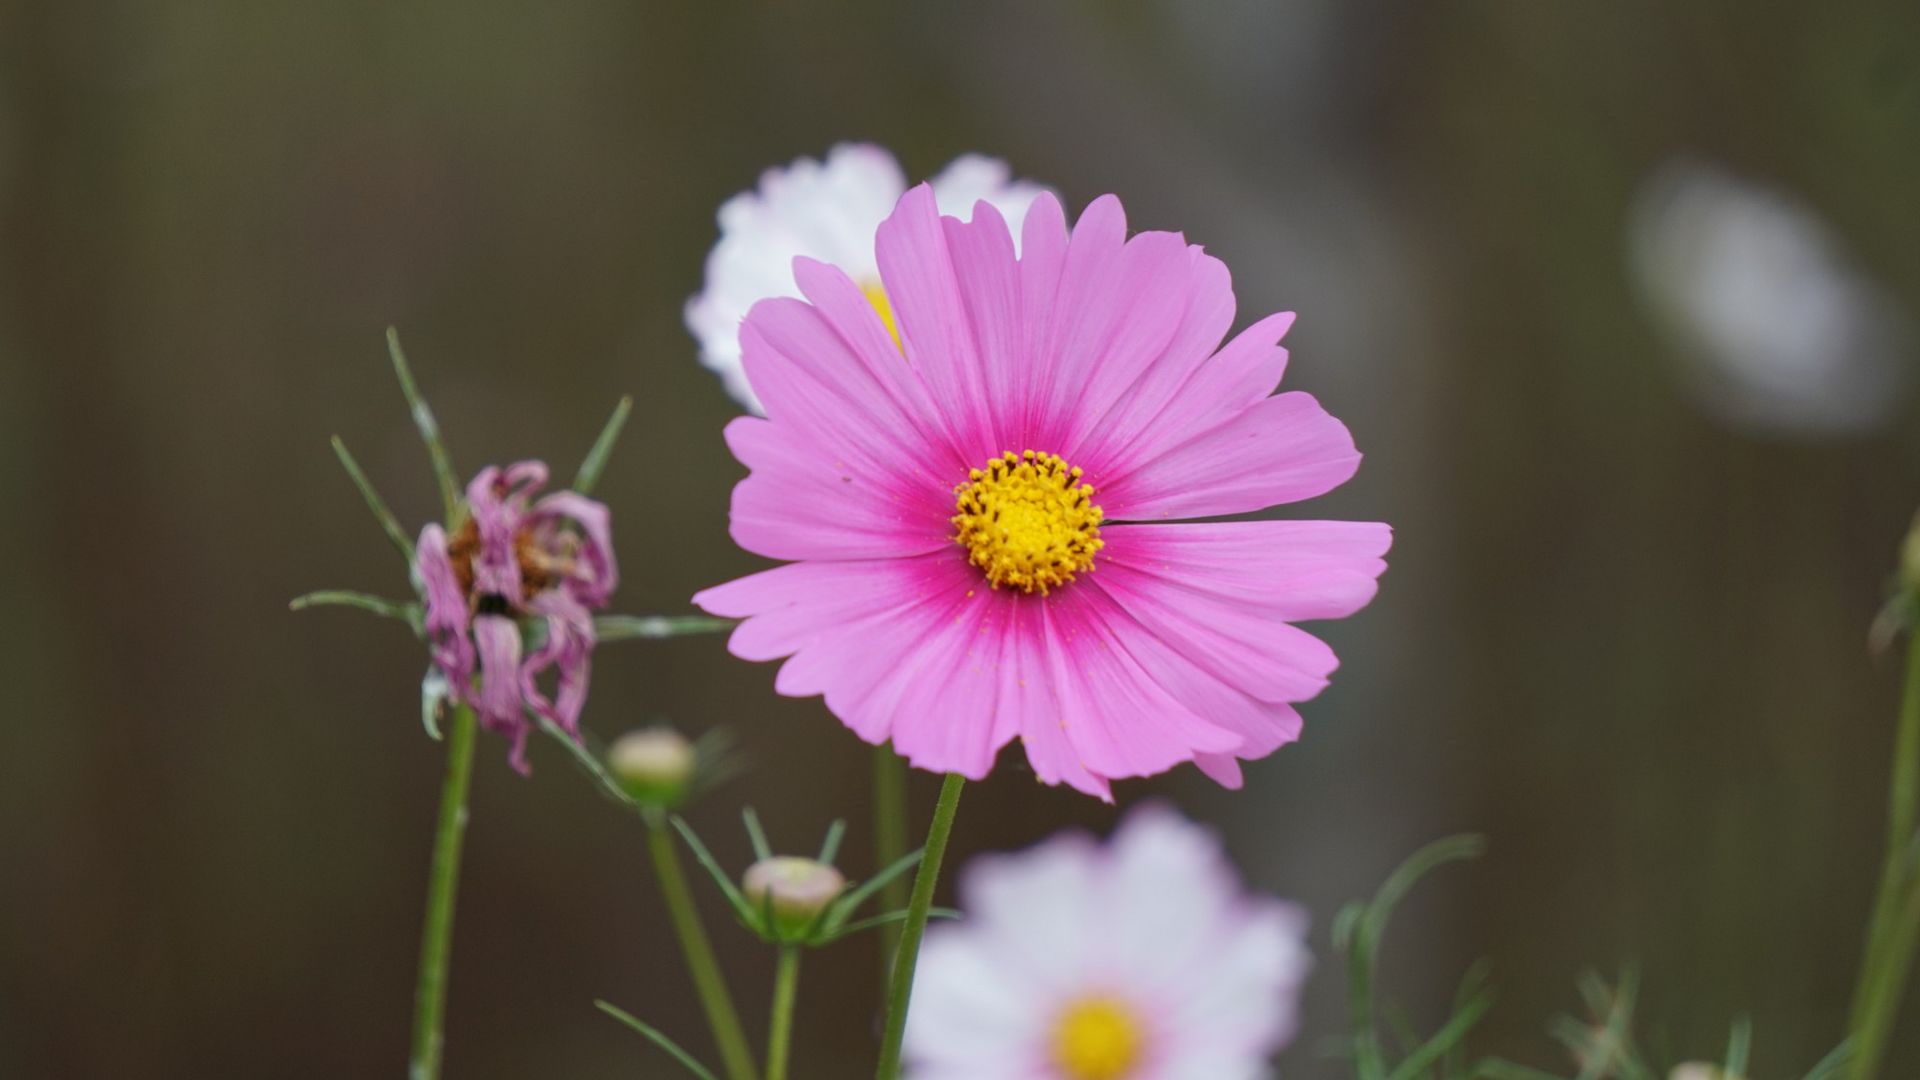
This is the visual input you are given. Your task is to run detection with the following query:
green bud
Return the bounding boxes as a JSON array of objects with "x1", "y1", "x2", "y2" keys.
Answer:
[
  {"x1": 742, "y1": 857, "x2": 847, "y2": 940},
  {"x1": 607, "y1": 727, "x2": 695, "y2": 807}
]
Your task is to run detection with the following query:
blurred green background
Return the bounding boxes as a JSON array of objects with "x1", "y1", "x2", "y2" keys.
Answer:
[{"x1": 3, "y1": 2, "x2": 1918, "y2": 1076}]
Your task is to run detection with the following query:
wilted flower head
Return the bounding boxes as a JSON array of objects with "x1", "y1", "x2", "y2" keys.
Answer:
[
  {"x1": 417, "y1": 461, "x2": 618, "y2": 772},
  {"x1": 905, "y1": 805, "x2": 1311, "y2": 1079},
  {"x1": 694, "y1": 186, "x2": 1389, "y2": 797},
  {"x1": 1629, "y1": 158, "x2": 1910, "y2": 435},
  {"x1": 685, "y1": 142, "x2": 1048, "y2": 413}
]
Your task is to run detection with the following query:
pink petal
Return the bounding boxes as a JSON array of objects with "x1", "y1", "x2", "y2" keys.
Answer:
[
  {"x1": 467, "y1": 463, "x2": 547, "y2": 605},
  {"x1": 937, "y1": 201, "x2": 1024, "y2": 454},
  {"x1": 414, "y1": 524, "x2": 474, "y2": 696},
  {"x1": 521, "y1": 590, "x2": 594, "y2": 735},
  {"x1": 1100, "y1": 520, "x2": 1391, "y2": 621},
  {"x1": 1024, "y1": 194, "x2": 1128, "y2": 453},
  {"x1": 875, "y1": 184, "x2": 999, "y2": 462},
  {"x1": 472, "y1": 613, "x2": 530, "y2": 774},
  {"x1": 1100, "y1": 391, "x2": 1361, "y2": 521},
  {"x1": 1088, "y1": 543, "x2": 1342, "y2": 706},
  {"x1": 1095, "y1": 311, "x2": 1295, "y2": 476},
  {"x1": 1035, "y1": 586, "x2": 1241, "y2": 780},
  {"x1": 738, "y1": 291, "x2": 956, "y2": 482},
  {"x1": 721, "y1": 416, "x2": 953, "y2": 561},
  {"x1": 1051, "y1": 230, "x2": 1200, "y2": 458},
  {"x1": 1068, "y1": 248, "x2": 1238, "y2": 475},
  {"x1": 529, "y1": 490, "x2": 619, "y2": 606}
]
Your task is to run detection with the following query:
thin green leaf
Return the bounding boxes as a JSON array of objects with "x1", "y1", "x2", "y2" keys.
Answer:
[
  {"x1": 572, "y1": 395, "x2": 632, "y2": 496},
  {"x1": 671, "y1": 815, "x2": 755, "y2": 925},
  {"x1": 1445, "y1": 959, "x2": 1495, "y2": 1080},
  {"x1": 829, "y1": 848, "x2": 925, "y2": 924},
  {"x1": 1801, "y1": 1040, "x2": 1851, "y2": 1080},
  {"x1": 533, "y1": 714, "x2": 639, "y2": 809},
  {"x1": 1469, "y1": 1060, "x2": 1567, "y2": 1080},
  {"x1": 1346, "y1": 835, "x2": 1488, "y2": 1080},
  {"x1": 1388, "y1": 991, "x2": 1494, "y2": 1080},
  {"x1": 594, "y1": 1000, "x2": 720, "y2": 1080},
  {"x1": 1384, "y1": 1002, "x2": 1424, "y2": 1060},
  {"x1": 822, "y1": 907, "x2": 960, "y2": 943},
  {"x1": 386, "y1": 328, "x2": 461, "y2": 525},
  {"x1": 331, "y1": 435, "x2": 414, "y2": 561},
  {"x1": 1332, "y1": 900, "x2": 1365, "y2": 953},
  {"x1": 817, "y1": 819, "x2": 847, "y2": 866},
  {"x1": 594, "y1": 614, "x2": 738, "y2": 642},
  {"x1": 289, "y1": 589, "x2": 421, "y2": 630},
  {"x1": 1721, "y1": 1016, "x2": 1752, "y2": 1079},
  {"x1": 742, "y1": 808, "x2": 772, "y2": 862}
]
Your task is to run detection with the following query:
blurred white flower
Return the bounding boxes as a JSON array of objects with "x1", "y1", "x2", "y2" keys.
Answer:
[
  {"x1": 1628, "y1": 159, "x2": 1910, "y2": 435},
  {"x1": 905, "y1": 804, "x2": 1310, "y2": 1080},
  {"x1": 685, "y1": 143, "x2": 1048, "y2": 413}
]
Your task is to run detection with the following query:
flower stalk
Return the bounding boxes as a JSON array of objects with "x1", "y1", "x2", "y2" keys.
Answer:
[
  {"x1": 409, "y1": 703, "x2": 478, "y2": 1080},
  {"x1": 766, "y1": 947, "x2": 802, "y2": 1080},
  {"x1": 874, "y1": 773, "x2": 965, "y2": 1080},
  {"x1": 1847, "y1": 603, "x2": 1920, "y2": 1080},
  {"x1": 646, "y1": 812, "x2": 759, "y2": 1080},
  {"x1": 873, "y1": 745, "x2": 910, "y2": 965}
]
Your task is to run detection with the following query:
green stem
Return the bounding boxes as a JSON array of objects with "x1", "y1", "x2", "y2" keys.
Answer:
[
  {"x1": 874, "y1": 773, "x2": 965, "y2": 1080},
  {"x1": 766, "y1": 948, "x2": 802, "y2": 1080},
  {"x1": 873, "y1": 744, "x2": 910, "y2": 970},
  {"x1": 1848, "y1": 622, "x2": 1920, "y2": 1080},
  {"x1": 409, "y1": 704, "x2": 477, "y2": 1080},
  {"x1": 647, "y1": 815, "x2": 759, "y2": 1080}
]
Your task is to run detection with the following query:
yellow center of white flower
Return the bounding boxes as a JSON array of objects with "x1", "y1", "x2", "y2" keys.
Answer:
[
  {"x1": 952, "y1": 450, "x2": 1104, "y2": 595},
  {"x1": 1051, "y1": 996, "x2": 1144, "y2": 1080},
  {"x1": 861, "y1": 280, "x2": 901, "y2": 350}
]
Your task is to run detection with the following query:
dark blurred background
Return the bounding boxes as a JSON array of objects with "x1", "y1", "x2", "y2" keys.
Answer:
[{"x1": 4, "y1": 2, "x2": 1919, "y2": 1076}]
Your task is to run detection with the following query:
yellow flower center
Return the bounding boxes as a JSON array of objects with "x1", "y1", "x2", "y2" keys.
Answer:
[
  {"x1": 861, "y1": 280, "x2": 902, "y2": 350},
  {"x1": 952, "y1": 450, "x2": 1104, "y2": 595},
  {"x1": 1051, "y1": 996, "x2": 1145, "y2": 1080}
]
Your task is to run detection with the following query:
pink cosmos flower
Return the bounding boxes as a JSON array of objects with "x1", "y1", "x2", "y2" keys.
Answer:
[
  {"x1": 415, "y1": 461, "x2": 618, "y2": 772},
  {"x1": 904, "y1": 804, "x2": 1312, "y2": 1079},
  {"x1": 692, "y1": 186, "x2": 1388, "y2": 798}
]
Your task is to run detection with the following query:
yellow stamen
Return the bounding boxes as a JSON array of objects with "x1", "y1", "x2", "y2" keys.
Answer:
[
  {"x1": 951, "y1": 450, "x2": 1103, "y2": 595},
  {"x1": 1051, "y1": 996, "x2": 1145, "y2": 1080},
  {"x1": 861, "y1": 280, "x2": 902, "y2": 351}
]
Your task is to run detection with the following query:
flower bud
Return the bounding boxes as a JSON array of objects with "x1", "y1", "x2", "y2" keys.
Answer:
[
  {"x1": 742, "y1": 857, "x2": 847, "y2": 939},
  {"x1": 607, "y1": 727, "x2": 695, "y2": 807}
]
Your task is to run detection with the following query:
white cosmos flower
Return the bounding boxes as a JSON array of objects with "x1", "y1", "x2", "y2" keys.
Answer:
[
  {"x1": 1628, "y1": 159, "x2": 1910, "y2": 436},
  {"x1": 905, "y1": 805, "x2": 1310, "y2": 1080},
  {"x1": 685, "y1": 142, "x2": 1048, "y2": 413}
]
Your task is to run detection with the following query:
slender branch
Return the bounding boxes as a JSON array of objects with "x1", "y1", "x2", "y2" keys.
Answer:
[
  {"x1": 595, "y1": 1000, "x2": 722, "y2": 1080},
  {"x1": 573, "y1": 395, "x2": 633, "y2": 497},
  {"x1": 594, "y1": 614, "x2": 738, "y2": 642},
  {"x1": 409, "y1": 704, "x2": 477, "y2": 1080},
  {"x1": 873, "y1": 745, "x2": 910, "y2": 973},
  {"x1": 289, "y1": 589, "x2": 421, "y2": 630},
  {"x1": 647, "y1": 816, "x2": 759, "y2": 1080},
  {"x1": 385, "y1": 328, "x2": 462, "y2": 525},
  {"x1": 766, "y1": 947, "x2": 802, "y2": 1080},
  {"x1": 332, "y1": 435, "x2": 415, "y2": 562},
  {"x1": 874, "y1": 773, "x2": 965, "y2": 1080}
]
